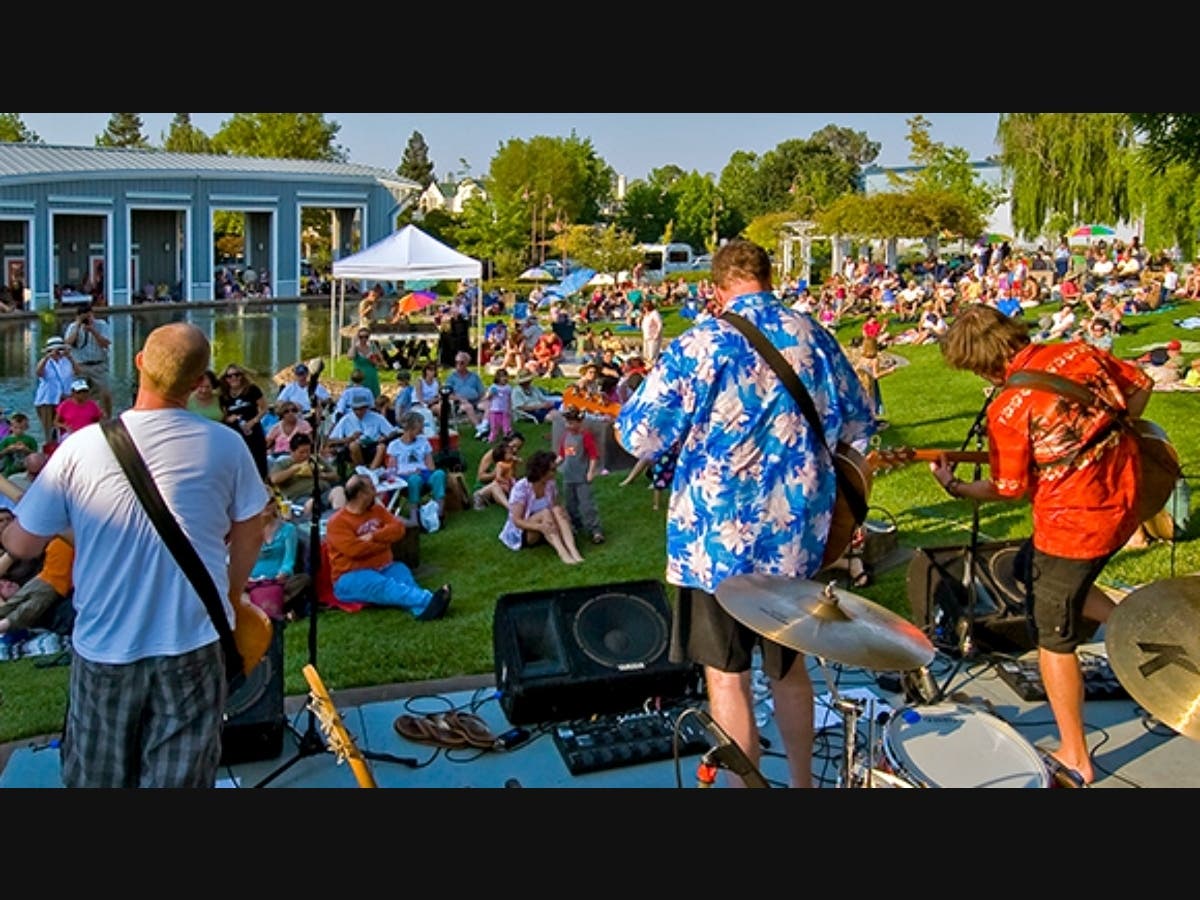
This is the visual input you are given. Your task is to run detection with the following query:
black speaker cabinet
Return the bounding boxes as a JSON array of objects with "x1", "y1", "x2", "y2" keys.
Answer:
[
  {"x1": 907, "y1": 540, "x2": 1100, "y2": 656},
  {"x1": 493, "y1": 580, "x2": 701, "y2": 725},
  {"x1": 220, "y1": 621, "x2": 286, "y2": 766}
]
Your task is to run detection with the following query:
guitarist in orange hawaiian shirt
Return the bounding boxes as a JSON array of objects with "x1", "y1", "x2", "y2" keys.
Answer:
[{"x1": 928, "y1": 304, "x2": 1152, "y2": 785}]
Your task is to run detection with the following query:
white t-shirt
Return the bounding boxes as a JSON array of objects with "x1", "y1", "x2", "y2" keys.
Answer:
[
  {"x1": 329, "y1": 409, "x2": 395, "y2": 442},
  {"x1": 278, "y1": 380, "x2": 330, "y2": 413},
  {"x1": 385, "y1": 434, "x2": 433, "y2": 476},
  {"x1": 13, "y1": 409, "x2": 268, "y2": 664}
]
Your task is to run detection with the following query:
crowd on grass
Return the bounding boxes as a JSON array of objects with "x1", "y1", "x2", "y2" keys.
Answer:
[{"x1": 2, "y1": 234, "x2": 1198, "y2": 657}]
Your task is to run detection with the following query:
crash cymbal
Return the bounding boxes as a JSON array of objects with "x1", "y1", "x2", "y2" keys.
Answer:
[
  {"x1": 715, "y1": 573, "x2": 935, "y2": 671},
  {"x1": 1105, "y1": 576, "x2": 1200, "y2": 742}
]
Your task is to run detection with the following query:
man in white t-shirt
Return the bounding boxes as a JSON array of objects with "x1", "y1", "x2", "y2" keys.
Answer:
[
  {"x1": 277, "y1": 362, "x2": 331, "y2": 423},
  {"x1": 2, "y1": 322, "x2": 268, "y2": 788}
]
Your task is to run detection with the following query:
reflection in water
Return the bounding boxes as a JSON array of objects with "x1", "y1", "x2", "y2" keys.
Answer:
[{"x1": 0, "y1": 301, "x2": 333, "y2": 443}]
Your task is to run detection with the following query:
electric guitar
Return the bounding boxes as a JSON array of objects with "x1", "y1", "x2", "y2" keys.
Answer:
[{"x1": 303, "y1": 664, "x2": 377, "y2": 788}]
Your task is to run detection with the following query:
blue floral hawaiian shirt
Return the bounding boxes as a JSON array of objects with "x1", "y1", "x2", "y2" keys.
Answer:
[{"x1": 614, "y1": 291, "x2": 876, "y2": 593}]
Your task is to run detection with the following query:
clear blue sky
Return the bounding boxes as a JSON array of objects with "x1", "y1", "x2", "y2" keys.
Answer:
[{"x1": 18, "y1": 113, "x2": 1001, "y2": 183}]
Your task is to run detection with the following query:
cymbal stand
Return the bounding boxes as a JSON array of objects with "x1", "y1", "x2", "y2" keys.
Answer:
[{"x1": 816, "y1": 657, "x2": 878, "y2": 789}]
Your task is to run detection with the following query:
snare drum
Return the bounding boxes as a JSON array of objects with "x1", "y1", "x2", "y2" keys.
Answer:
[{"x1": 882, "y1": 703, "x2": 1049, "y2": 788}]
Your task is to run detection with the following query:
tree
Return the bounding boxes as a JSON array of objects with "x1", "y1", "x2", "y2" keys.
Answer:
[
  {"x1": 996, "y1": 113, "x2": 1137, "y2": 239},
  {"x1": 487, "y1": 133, "x2": 615, "y2": 242},
  {"x1": 455, "y1": 192, "x2": 530, "y2": 280},
  {"x1": 397, "y1": 131, "x2": 436, "y2": 189},
  {"x1": 0, "y1": 113, "x2": 40, "y2": 143},
  {"x1": 161, "y1": 113, "x2": 213, "y2": 154},
  {"x1": 615, "y1": 178, "x2": 677, "y2": 244},
  {"x1": 892, "y1": 115, "x2": 1003, "y2": 226},
  {"x1": 96, "y1": 113, "x2": 150, "y2": 149},
  {"x1": 718, "y1": 150, "x2": 763, "y2": 225},
  {"x1": 666, "y1": 172, "x2": 724, "y2": 251},
  {"x1": 808, "y1": 124, "x2": 881, "y2": 167},
  {"x1": 816, "y1": 190, "x2": 984, "y2": 244},
  {"x1": 211, "y1": 113, "x2": 347, "y2": 161},
  {"x1": 557, "y1": 223, "x2": 642, "y2": 283},
  {"x1": 1129, "y1": 113, "x2": 1200, "y2": 173}
]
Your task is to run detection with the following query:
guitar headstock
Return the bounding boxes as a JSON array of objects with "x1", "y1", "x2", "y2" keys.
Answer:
[{"x1": 303, "y1": 664, "x2": 377, "y2": 788}]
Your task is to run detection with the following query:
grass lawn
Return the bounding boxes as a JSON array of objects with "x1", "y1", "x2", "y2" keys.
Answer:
[{"x1": 3, "y1": 298, "x2": 1198, "y2": 744}]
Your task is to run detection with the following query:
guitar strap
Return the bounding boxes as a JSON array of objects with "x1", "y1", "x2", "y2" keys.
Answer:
[
  {"x1": 720, "y1": 311, "x2": 868, "y2": 524},
  {"x1": 99, "y1": 418, "x2": 245, "y2": 683}
]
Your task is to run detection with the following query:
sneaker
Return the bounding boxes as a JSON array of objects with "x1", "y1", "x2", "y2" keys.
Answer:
[
  {"x1": 592, "y1": 531, "x2": 606, "y2": 545},
  {"x1": 472, "y1": 492, "x2": 488, "y2": 511},
  {"x1": 416, "y1": 584, "x2": 452, "y2": 622}
]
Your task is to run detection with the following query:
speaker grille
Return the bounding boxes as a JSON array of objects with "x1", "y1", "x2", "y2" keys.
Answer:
[{"x1": 572, "y1": 592, "x2": 667, "y2": 669}]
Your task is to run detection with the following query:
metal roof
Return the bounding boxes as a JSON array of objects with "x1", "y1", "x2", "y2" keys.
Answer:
[{"x1": 0, "y1": 142, "x2": 417, "y2": 189}]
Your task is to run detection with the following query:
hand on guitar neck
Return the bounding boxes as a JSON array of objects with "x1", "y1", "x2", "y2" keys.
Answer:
[{"x1": 867, "y1": 446, "x2": 989, "y2": 475}]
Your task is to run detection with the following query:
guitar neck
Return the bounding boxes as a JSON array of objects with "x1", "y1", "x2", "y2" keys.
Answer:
[{"x1": 893, "y1": 450, "x2": 989, "y2": 465}]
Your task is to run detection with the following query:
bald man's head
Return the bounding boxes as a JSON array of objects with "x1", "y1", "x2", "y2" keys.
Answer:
[{"x1": 138, "y1": 323, "x2": 211, "y2": 401}]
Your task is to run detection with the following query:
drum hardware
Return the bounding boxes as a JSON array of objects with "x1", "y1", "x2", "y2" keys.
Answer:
[
  {"x1": 716, "y1": 575, "x2": 935, "y2": 789},
  {"x1": 1105, "y1": 576, "x2": 1200, "y2": 741}
]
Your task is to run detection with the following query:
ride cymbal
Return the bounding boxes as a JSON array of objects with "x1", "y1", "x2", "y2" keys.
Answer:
[
  {"x1": 715, "y1": 573, "x2": 935, "y2": 671},
  {"x1": 1105, "y1": 576, "x2": 1200, "y2": 741}
]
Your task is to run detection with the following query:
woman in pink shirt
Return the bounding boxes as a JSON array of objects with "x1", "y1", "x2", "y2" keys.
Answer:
[{"x1": 54, "y1": 378, "x2": 104, "y2": 438}]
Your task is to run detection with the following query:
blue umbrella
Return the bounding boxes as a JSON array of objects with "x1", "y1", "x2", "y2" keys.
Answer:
[{"x1": 545, "y1": 267, "x2": 596, "y2": 298}]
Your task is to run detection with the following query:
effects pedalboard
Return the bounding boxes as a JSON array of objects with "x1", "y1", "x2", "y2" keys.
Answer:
[
  {"x1": 994, "y1": 653, "x2": 1128, "y2": 703},
  {"x1": 552, "y1": 705, "x2": 710, "y2": 776}
]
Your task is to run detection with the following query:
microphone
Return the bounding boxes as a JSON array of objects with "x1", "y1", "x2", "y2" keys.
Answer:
[
  {"x1": 1036, "y1": 749, "x2": 1087, "y2": 789},
  {"x1": 692, "y1": 709, "x2": 769, "y2": 788},
  {"x1": 956, "y1": 617, "x2": 975, "y2": 658}
]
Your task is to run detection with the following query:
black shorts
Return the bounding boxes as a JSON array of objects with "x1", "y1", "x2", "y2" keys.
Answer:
[
  {"x1": 670, "y1": 587, "x2": 800, "y2": 680},
  {"x1": 1013, "y1": 539, "x2": 1113, "y2": 654}
]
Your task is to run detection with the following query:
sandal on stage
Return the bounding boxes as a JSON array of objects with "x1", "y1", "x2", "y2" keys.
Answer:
[
  {"x1": 443, "y1": 711, "x2": 498, "y2": 749},
  {"x1": 393, "y1": 713, "x2": 467, "y2": 749}
]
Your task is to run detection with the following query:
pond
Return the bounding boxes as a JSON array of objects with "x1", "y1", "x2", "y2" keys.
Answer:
[{"x1": 0, "y1": 300, "x2": 336, "y2": 443}]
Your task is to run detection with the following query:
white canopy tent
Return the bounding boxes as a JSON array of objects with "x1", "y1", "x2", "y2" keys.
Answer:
[{"x1": 329, "y1": 224, "x2": 484, "y2": 367}]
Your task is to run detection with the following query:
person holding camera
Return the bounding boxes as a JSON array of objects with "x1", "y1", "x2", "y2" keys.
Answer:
[{"x1": 63, "y1": 304, "x2": 113, "y2": 417}]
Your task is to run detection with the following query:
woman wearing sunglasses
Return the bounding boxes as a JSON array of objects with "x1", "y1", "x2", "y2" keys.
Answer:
[{"x1": 219, "y1": 365, "x2": 269, "y2": 479}]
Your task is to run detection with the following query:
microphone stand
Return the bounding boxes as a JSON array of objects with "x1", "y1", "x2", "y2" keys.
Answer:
[
  {"x1": 929, "y1": 388, "x2": 996, "y2": 701},
  {"x1": 255, "y1": 414, "x2": 416, "y2": 787}
]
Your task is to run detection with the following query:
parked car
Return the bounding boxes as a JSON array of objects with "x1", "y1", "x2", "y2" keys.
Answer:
[{"x1": 691, "y1": 254, "x2": 713, "y2": 271}]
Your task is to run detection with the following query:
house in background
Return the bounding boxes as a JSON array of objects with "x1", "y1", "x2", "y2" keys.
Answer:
[{"x1": 416, "y1": 178, "x2": 486, "y2": 216}]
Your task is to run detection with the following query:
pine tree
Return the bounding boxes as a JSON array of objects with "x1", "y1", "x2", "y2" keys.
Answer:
[
  {"x1": 0, "y1": 113, "x2": 41, "y2": 143},
  {"x1": 162, "y1": 113, "x2": 213, "y2": 153},
  {"x1": 95, "y1": 113, "x2": 151, "y2": 149},
  {"x1": 397, "y1": 131, "x2": 436, "y2": 189}
]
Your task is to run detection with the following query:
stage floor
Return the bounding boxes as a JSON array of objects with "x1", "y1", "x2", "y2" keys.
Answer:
[{"x1": 3, "y1": 634, "x2": 1197, "y2": 790}]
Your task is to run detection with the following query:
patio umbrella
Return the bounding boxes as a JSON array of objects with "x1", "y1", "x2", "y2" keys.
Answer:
[
  {"x1": 1069, "y1": 225, "x2": 1116, "y2": 239},
  {"x1": 544, "y1": 267, "x2": 597, "y2": 299},
  {"x1": 588, "y1": 272, "x2": 616, "y2": 287},
  {"x1": 395, "y1": 290, "x2": 437, "y2": 315},
  {"x1": 518, "y1": 266, "x2": 555, "y2": 281}
]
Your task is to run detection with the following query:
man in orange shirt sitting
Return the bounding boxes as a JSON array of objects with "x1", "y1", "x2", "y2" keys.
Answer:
[{"x1": 323, "y1": 474, "x2": 451, "y2": 621}]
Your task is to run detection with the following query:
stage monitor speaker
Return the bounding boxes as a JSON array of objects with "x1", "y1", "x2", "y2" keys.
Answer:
[
  {"x1": 221, "y1": 621, "x2": 286, "y2": 766},
  {"x1": 493, "y1": 580, "x2": 701, "y2": 725},
  {"x1": 907, "y1": 540, "x2": 1030, "y2": 655},
  {"x1": 907, "y1": 540, "x2": 1101, "y2": 656}
]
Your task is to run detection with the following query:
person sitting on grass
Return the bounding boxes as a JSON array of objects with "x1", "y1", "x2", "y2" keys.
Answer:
[
  {"x1": 498, "y1": 449, "x2": 584, "y2": 565},
  {"x1": 0, "y1": 413, "x2": 38, "y2": 477},
  {"x1": 269, "y1": 432, "x2": 345, "y2": 520},
  {"x1": 384, "y1": 411, "x2": 446, "y2": 527},
  {"x1": 324, "y1": 473, "x2": 451, "y2": 621},
  {"x1": 472, "y1": 441, "x2": 516, "y2": 510}
]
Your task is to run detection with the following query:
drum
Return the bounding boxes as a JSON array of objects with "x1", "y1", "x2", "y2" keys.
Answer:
[{"x1": 882, "y1": 703, "x2": 1049, "y2": 788}]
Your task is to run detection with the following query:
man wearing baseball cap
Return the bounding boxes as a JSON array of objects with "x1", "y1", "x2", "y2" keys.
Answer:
[
  {"x1": 276, "y1": 360, "x2": 331, "y2": 423},
  {"x1": 326, "y1": 392, "x2": 394, "y2": 474},
  {"x1": 54, "y1": 378, "x2": 104, "y2": 440},
  {"x1": 63, "y1": 304, "x2": 113, "y2": 417},
  {"x1": 512, "y1": 370, "x2": 562, "y2": 423}
]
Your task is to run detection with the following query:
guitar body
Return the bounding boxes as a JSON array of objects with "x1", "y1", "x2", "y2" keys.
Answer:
[
  {"x1": 234, "y1": 596, "x2": 273, "y2": 677},
  {"x1": 303, "y1": 664, "x2": 377, "y2": 788},
  {"x1": 1132, "y1": 419, "x2": 1181, "y2": 524},
  {"x1": 823, "y1": 443, "x2": 873, "y2": 568},
  {"x1": 562, "y1": 385, "x2": 621, "y2": 418}
]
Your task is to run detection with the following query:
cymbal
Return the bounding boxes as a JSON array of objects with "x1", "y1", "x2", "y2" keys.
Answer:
[
  {"x1": 715, "y1": 573, "x2": 935, "y2": 671},
  {"x1": 1105, "y1": 576, "x2": 1200, "y2": 742}
]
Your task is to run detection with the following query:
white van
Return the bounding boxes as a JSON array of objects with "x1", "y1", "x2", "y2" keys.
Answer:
[{"x1": 637, "y1": 242, "x2": 696, "y2": 282}]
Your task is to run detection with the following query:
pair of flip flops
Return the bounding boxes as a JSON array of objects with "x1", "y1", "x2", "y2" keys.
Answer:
[{"x1": 393, "y1": 710, "x2": 497, "y2": 750}]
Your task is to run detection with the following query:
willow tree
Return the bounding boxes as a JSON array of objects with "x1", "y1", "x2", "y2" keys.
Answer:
[
  {"x1": 815, "y1": 190, "x2": 983, "y2": 244},
  {"x1": 996, "y1": 113, "x2": 1138, "y2": 239}
]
